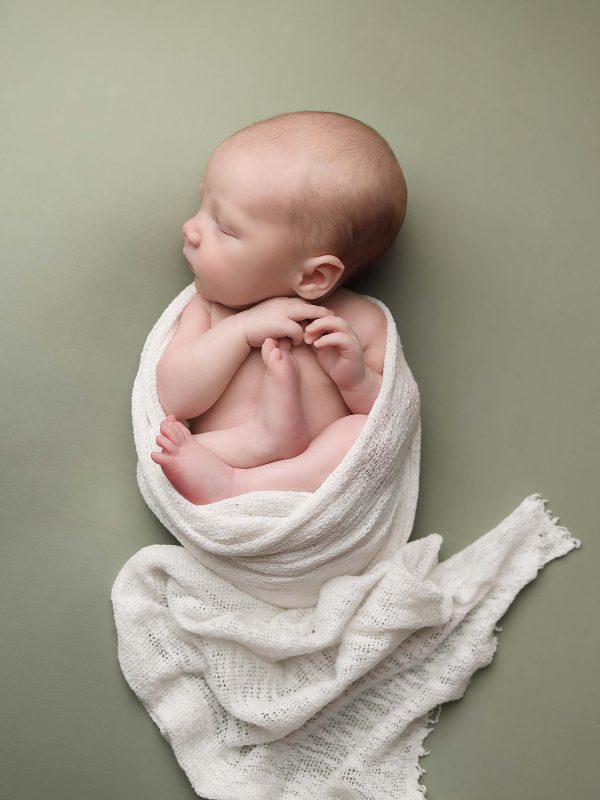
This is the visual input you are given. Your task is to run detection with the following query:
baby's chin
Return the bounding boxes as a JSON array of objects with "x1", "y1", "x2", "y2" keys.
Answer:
[
  {"x1": 194, "y1": 282, "x2": 253, "y2": 311},
  {"x1": 194, "y1": 280, "x2": 299, "y2": 311},
  {"x1": 221, "y1": 293, "x2": 298, "y2": 311},
  {"x1": 221, "y1": 300, "x2": 255, "y2": 311}
]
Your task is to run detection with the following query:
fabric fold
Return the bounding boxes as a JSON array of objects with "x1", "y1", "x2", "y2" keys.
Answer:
[{"x1": 112, "y1": 282, "x2": 581, "y2": 799}]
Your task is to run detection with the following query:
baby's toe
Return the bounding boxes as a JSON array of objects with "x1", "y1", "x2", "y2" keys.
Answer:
[
  {"x1": 160, "y1": 416, "x2": 191, "y2": 444},
  {"x1": 159, "y1": 415, "x2": 177, "y2": 436},
  {"x1": 261, "y1": 338, "x2": 277, "y2": 364},
  {"x1": 156, "y1": 433, "x2": 177, "y2": 453},
  {"x1": 266, "y1": 347, "x2": 283, "y2": 368}
]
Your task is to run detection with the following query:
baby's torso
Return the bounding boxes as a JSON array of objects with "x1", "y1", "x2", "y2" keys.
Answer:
[{"x1": 188, "y1": 288, "x2": 375, "y2": 440}]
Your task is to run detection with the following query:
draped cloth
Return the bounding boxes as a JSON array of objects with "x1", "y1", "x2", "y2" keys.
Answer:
[{"x1": 111, "y1": 282, "x2": 581, "y2": 799}]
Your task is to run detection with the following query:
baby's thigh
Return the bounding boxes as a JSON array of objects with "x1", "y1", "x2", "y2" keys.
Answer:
[
  {"x1": 301, "y1": 413, "x2": 368, "y2": 480},
  {"x1": 244, "y1": 414, "x2": 368, "y2": 493}
]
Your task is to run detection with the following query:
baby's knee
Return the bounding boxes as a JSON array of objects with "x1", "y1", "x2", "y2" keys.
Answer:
[
  {"x1": 337, "y1": 412, "x2": 368, "y2": 439},
  {"x1": 316, "y1": 413, "x2": 367, "y2": 454},
  {"x1": 303, "y1": 414, "x2": 367, "y2": 486}
]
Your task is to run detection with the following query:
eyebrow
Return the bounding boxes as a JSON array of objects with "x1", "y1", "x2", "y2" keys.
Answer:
[{"x1": 199, "y1": 180, "x2": 244, "y2": 234}]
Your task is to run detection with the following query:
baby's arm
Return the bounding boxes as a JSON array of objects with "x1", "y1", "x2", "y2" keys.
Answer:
[
  {"x1": 157, "y1": 294, "x2": 335, "y2": 422},
  {"x1": 156, "y1": 294, "x2": 250, "y2": 420},
  {"x1": 303, "y1": 301, "x2": 386, "y2": 415},
  {"x1": 337, "y1": 366, "x2": 383, "y2": 415}
]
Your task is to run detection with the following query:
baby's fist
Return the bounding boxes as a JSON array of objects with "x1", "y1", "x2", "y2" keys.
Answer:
[{"x1": 303, "y1": 313, "x2": 365, "y2": 389}]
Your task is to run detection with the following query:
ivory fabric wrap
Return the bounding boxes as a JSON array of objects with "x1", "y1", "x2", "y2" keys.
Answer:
[{"x1": 111, "y1": 282, "x2": 581, "y2": 799}]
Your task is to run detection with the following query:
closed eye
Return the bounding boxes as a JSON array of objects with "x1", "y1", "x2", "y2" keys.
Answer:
[{"x1": 216, "y1": 220, "x2": 237, "y2": 238}]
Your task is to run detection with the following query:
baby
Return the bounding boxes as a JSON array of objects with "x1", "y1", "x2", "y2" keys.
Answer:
[{"x1": 151, "y1": 111, "x2": 407, "y2": 504}]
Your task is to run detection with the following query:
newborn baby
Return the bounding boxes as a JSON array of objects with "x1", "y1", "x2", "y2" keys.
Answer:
[{"x1": 151, "y1": 111, "x2": 407, "y2": 503}]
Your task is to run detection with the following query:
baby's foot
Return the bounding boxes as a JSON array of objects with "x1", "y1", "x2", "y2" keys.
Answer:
[
  {"x1": 151, "y1": 416, "x2": 247, "y2": 505},
  {"x1": 256, "y1": 338, "x2": 311, "y2": 460}
]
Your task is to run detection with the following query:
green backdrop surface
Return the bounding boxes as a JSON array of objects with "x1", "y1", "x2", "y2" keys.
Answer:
[{"x1": 1, "y1": 2, "x2": 597, "y2": 798}]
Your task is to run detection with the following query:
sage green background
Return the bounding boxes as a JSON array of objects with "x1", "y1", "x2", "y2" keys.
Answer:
[{"x1": 1, "y1": 1, "x2": 598, "y2": 798}]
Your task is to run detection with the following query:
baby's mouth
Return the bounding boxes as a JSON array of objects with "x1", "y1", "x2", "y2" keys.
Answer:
[{"x1": 183, "y1": 249, "x2": 194, "y2": 273}]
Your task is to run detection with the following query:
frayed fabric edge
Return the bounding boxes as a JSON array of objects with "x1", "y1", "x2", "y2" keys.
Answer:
[
  {"x1": 527, "y1": 492, "x2": 583, "y2": 557},
  {"x1": 413, "y1": 705, "x2": 443, "y2": 796},
  {"x1": 412, "y1": 492, "x2": 581, "y2": 799}
]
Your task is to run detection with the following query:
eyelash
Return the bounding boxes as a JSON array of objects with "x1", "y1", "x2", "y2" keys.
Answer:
[
  {"x1": 216, "y1": 220, "x2": 235, "y2": 237},
  {"x1": 197, "y1": 195, "x2": 236, "y2": 237}
]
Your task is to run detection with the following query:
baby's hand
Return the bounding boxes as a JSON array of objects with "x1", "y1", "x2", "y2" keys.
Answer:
[
  {"x1": 304, "y1": 314, "x2": 365, "y2": 390},
  {"x1": 239, "y1": 297, "x2": 334, "y2": 348}
]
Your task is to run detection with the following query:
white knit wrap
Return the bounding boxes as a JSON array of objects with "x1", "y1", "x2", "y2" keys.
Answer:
[{"x1": 111, "y1": 282, "x2": 581, "y2": 799}]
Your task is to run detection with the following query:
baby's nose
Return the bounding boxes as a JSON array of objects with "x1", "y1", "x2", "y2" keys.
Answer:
[{"x1": 182, "y1": 219, "x2": 200, "y2": 247}]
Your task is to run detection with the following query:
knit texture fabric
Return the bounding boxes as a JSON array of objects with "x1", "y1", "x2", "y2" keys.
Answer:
[{"x1": 111, "y1": 282, "x2": 581, "y2": 799}]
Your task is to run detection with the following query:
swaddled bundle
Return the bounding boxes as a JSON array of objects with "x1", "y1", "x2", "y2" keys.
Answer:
[{"x1": 111, "y1": 282, "x2": 581, "y2": 799}]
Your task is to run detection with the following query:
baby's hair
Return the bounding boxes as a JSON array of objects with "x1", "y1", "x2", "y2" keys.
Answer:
[{"x1": 224, "y1": 110, "x2": 407, "y2": 292}]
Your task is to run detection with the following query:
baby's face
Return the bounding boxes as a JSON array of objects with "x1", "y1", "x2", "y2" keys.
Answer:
[{"x1": 182, "y1": 141, "x2": 303, "y2": 310}]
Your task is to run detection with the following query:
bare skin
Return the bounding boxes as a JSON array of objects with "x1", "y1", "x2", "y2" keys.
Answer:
[
  {"x1": 151, "y1": 336, "x2": 368, "y2": 503},
  {"x1": 151, "y1": 134, "x2": 388, "y2": 504},
  {"x1": 189, "y1": 337, "x2": 312, "y2": 467}
]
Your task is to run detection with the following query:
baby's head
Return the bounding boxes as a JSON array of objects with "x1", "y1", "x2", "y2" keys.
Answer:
[{"x1": 182, "y1": 110, "x2": 407, "y2": 309}]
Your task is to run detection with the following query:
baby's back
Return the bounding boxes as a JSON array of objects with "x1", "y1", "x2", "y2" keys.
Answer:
[{"x1": 185, "y1": 287, "x2": 386, "y2": 439}]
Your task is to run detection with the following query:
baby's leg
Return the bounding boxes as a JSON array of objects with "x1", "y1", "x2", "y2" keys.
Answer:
[
  {"x1": 242, "y1": 413, "x2": 368, "y2": 493},
  {"x1": 151, "y1": 412, "x2": 367, "y2": 504},
  {"x1": 192, "y1": 338, "x2": 311, "y2": 468}
]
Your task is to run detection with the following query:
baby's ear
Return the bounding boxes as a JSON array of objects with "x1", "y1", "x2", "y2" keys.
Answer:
[{"x1": 294, "y1": 255, "x2": 345, "y2": 301}]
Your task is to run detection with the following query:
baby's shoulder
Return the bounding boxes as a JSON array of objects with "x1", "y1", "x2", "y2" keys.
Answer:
[
  {"x1": 172, "y1": 291, "x2": 213, "y2": 347},
  {"x1": 328, "y1": 288, "x2": 388, "y2": 340},
  {"x1": 328, "y1": 286, "x2": 380, "y2": 310}
]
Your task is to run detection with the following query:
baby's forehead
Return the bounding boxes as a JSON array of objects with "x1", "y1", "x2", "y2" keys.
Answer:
[
  {"x1": 205, "y1": 142, "x2": 306, "y2": 209},
  {"x1": 210, "y1": 139, "x2": 306, "y2": 181}
]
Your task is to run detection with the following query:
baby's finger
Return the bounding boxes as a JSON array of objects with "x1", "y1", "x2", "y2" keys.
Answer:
[
  {"x1": 285, "y1": 320, "x2": 307, "y2": 346},
  {"x1": 305, "y1": 314, "x2": 346, "y2": 329},
  {"x1": 304, "y1": 316, "x2": 349, "y2": 343},
  {"x1": 290, "y1": 303, "x2": 334, "y2": 321},
  {"x1": 311, "y1": 332, "x2": 349, "y2": 349}
]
